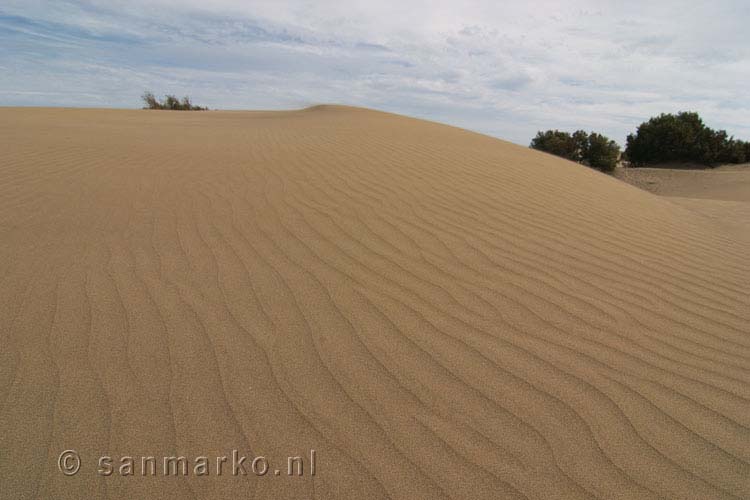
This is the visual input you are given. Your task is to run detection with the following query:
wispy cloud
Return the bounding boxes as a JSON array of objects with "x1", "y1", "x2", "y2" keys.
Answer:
[{"x1": 1, "y1": 0, "x2": 748, "y2": 144}]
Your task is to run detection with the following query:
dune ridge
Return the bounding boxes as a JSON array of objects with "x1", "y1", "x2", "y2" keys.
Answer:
[{"x1": 0, "y1": 106, "x2": 748, "y2": 499}]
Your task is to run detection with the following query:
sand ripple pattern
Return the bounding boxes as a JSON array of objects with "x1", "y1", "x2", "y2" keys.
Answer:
[{"x1": 0, "y1": 106, "x2": 748, "y2": 499}]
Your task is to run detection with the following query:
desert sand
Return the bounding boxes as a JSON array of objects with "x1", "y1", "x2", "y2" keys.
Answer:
[
  {"x1": 615, "y1": 165, "x2": 750, "y2": 239},
  {"x1": 0, "y1": 106, "x2": 748, "y2": 499}
]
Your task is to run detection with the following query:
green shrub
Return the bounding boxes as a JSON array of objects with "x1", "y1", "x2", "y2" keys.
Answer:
[
  {"x1": 530, "y1": 129, "x2": 620, "y2": 172},
  {"x1": 625, "y1": 111, "x2": 747, "y2": 166},
  {"x1": 721, "y1": 138, "x2": 747, "y2": 164},
  {"x1": 141, "y1": 91, "x2": 160, "y2": 110},
  {"x1": 530, "y1": 130, "x2": 585, "y2": 162},
  {"x1": 141, "y1": 91, "x2": 207, "y2": 111},
  {"x1": 584, "y1": 133, "x2": 620, "y2": 172}
]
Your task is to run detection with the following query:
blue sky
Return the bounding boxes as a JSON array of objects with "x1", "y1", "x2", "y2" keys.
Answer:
[{"x1": 1, "y1": 0, "x2": 749, "y2": 145}]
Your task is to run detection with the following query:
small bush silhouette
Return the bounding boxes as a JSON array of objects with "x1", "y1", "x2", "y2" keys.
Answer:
[
  {"x1": 141, "y1": 92, "x2": 207, "y2": 111},
  {"x1": 530, "y1": 129, "x2": 620, "y2": 172},
  {"x1": 625, "y1": 112, "x2": 747, "y2": 166},
  {"x1": 584, "y1": 133, "x2": 621, "y2": 172}
]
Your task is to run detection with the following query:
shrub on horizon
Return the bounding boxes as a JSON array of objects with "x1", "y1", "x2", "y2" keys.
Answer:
[
  {"x1": 141, "y1": 91, "x2": 208, "y2": 111},
  {"x1": 583, "y1": 132, "x2": 621, "y2": 172},
  {"x1": 625, "y1": 111, "x2": 747, "y2": 167},
  {"x1": 530, "y1": 129, "x2": 620, "y2": 172}
]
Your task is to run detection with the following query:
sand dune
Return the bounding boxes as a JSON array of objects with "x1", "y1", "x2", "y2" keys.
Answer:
[
  {"x1": 615, "y1": 165, "x2": 750, "y2": 239},
  {"x1": 615, "y1": 164, "x2": 750, "y2": 202},
  {"x1": 1, "y1": 106, "x2": 748, "y2": 499}
]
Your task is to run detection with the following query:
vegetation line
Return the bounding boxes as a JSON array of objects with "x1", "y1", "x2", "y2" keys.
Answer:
[{"x1": 142, "y1": 91, "x2": 207, "y2": 111}]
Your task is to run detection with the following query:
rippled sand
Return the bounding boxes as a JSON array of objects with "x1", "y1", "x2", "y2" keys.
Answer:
[{"x1": 1, "y1": 106, "x2": 748, "y2": 499}]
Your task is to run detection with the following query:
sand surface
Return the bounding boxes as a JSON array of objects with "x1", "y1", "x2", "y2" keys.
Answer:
[
  {"x1": 614, "y1": 165, "x2": 750, "y2": 238},
  {"x1": 1, "y1": 106, "x2": 749, "y2": 499}
]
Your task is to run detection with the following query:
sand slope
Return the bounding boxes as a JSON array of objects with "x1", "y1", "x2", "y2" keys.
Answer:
[
  {"x1": 0, "y1": 106, "x2": 748, "y2": 499},
  {"x1": 614, "y1": 166, "x2": 750, "y2": 238}
]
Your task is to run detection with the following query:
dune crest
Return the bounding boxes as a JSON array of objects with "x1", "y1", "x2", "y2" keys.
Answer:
[{"x1": 0, "y1": 106, "x2": 748, "y2": 499}]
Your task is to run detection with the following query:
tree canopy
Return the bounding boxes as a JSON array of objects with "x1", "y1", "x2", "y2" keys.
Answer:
[
  {"x1": 625, "y1": 112, "x2": 748, "y2": 166},
  {"x1": 530, "y1": 130, "x2": 620, "y2": 172}
]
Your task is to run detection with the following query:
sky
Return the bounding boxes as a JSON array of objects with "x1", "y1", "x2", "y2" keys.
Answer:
[{"x1": 1, "y1": 0, "x2": 749, "y2": 145}]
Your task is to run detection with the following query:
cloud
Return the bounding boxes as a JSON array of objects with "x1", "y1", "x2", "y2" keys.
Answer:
[{"x1": 1, "y1": 0, "x2": 748, "y2": 144}]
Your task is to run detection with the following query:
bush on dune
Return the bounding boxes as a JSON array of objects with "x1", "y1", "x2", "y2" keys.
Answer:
[
  {"x1": 530, "y1": 129, "x2": 620, "y2": 172},
  {"x1": 141, "y1": 91, "x2": 208, "y2": 111},
  {"x1": 625, "y1": 111, "x2": 747, "y2": 167},
  {"x1": 584, "y1": 132, "x2": 621, "y2": 172},
  {"x1": 529, "y1": 130, "x2": 587, "y2": 163}
]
